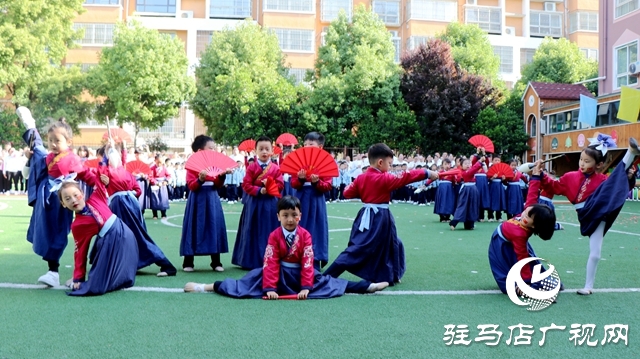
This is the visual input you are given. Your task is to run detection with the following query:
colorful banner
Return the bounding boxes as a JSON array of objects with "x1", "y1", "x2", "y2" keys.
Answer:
[
  {"x1": 618, "y1": 86, "x2": 640, "y2": 123},
  {"x1": 577, "y1": 94, "x2": 597, "y2": 127}
]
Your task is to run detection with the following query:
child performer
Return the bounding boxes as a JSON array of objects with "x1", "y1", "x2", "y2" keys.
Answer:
[
  {"x1": 505, "y1": 159, "x2": 528, "y2": 219},
  {"x1": 184, "y1": 196, "x2": 389, "y2": 298},
  {"x1": 134, "y1": 150, "x2": 151, "y2": 215},
  {"x1": 449, "y1": 155, "x2": 486, "y2": 230},
  {"x1": 434, "y1": 159, "x2": 456, "y2": 222},
  {"x1": 324, "y1": 144, "x2": 439, "y2": 284},
  {"x1": 232, "y1": 136, "x2": 283, "y2": 269},
  {"x1": 17, "y1": 108, "x2": 83, "y2": 287},
  {"x1": 149, "y1": 155, "x2": 171, "y2": 219},
  {"x1": 472, "y1": 149, "x2": 490, "y2": 222},
  {"x1": 281, "y1": 151, "x2": 296, "y2": 197},
  {"x1": 488, "y1": 161, "x2": 557, "y2": 294},
  {"x1": 538, "y1": 179, "x2": 564, "y2": 231},
  {"x1": 58, "y1": 175, "x2": 138, "y2": 296},
  {"x1": 174, "y1": 163, "x2": 187, "y2": 201},
  {"x1": 180, "y1": 135, "x2": 231, "y2": 272},
  {"x1": 291, "y1": 132, "x2": 332, "y2": 270},
  {"x1": 338, "y1": 161, "x2": 352, "y2": 201},
  {"x1": 487, "y1": 156, "x2": 505, "y2": 222},
  {"x1": 539, "y1": 136, "x2": 638, "y2": 295},
  {"x1": 99, "y1": 144, "x2": 177, "y2": 277},
  {"x1": 224, "y1": 162, "x2": 241, "y2": 204}
]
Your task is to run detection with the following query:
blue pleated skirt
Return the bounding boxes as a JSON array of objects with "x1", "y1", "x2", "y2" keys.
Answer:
[
  {"x1": 506, "y1": 183, "x2": 524, "y2": 215},
  {"x1": 296, "y1": 185, "x2": 329, "y2": 263},
  {"x1": 283, "y1": 181, "x2": 296, "y2": 197},
  {"x1": 232, "y1": 194, "x2": 280, "y2": 269},
  {"x1": 434, "y1": 181, "x2": 455, "y2": 215},
  {"x1": 137, "y1": 178, "x2": 150, "y2": 211},
  {"x1": 27, "y1": 175, "x2": 73, "y2": 261},
  {"x1": 109, "y1": 192, "x2": 173, "y2": 269},
  {"x1": 180, "y1": 185, "x2": 228, "y2": 256},
  {"x1": 452, "y1": 185, "x2": 479, "y2": 223},
  {"x1": 215, "y1": 264, "x2": 348, "y2": 299},
  {"x1": 488, "y1": 228, "x2": 539, "y2": 294},
  {"x1": 149, "y1": 185, "x2": 169, "y2": 211},
  {"x1": 68, "y1": 217, "x2": 138, "y2": 296},
  {"x1": 488, "y1": 180, "x2": 506, "y2": 212},
  {"x1": 475, "y1": 174, "x2": 490, "y2": 208}
]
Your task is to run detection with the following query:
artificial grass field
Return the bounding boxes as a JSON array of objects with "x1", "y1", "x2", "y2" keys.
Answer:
[{"x1": 0, "y1": 196, "x2": 639, "y2": 358}]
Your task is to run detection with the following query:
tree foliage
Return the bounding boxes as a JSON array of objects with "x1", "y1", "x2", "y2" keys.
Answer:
[
  {"x1": 299, "y1": 6, "x2": 418, "y2": 152},
  {"x1": 400, "y1": 39, "x2": 500, "y2": 155},
  {"x1": 0, "y1": 109, "x2": 25, "y2": 147},
  {"x1": 0, "y1": 0, "x2": 85, "y2": 105},
  {"x1": 87, "y1": 21, "x2": 195, "y2": 145},
  {"x1": 191, "y1": 21, "x2": 299, "y2": 144},
  {"x1": 473, "y1": 105, "x2": 530, "y2": 157}
]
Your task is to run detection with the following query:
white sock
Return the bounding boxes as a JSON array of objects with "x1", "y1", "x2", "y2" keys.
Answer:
[
  {"x1": 622, "y1": 150, "x2": 635, "y2": 170},
  {"x1": 584, "y1": 221, "x2": 606, "y2": 290}
]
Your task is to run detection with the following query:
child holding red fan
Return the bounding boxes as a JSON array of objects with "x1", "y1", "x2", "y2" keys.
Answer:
[
  {"x1": 449, "y1": 155, "x2": 486, "y2": 230},
  {"x1": 324, "y1": 143, "x2": 439, "y2": 284},
  {"x1": 184, "y1": 196, "x2": 388, "y2": 298},
  {"x1": 180, "y1": 135, "x2": 232, "y2": 272},
  {"x1": 505, "y1": 159, "x2": 528, "y2": 219},
  {"x1": 149, "y1": 155, "x2": 171, "y2": 219},
  {"x1": 471, "y1": 148, "x2": 490, "y2": 222},
  {"x1": 487, "y1": 156, "x2": 507, "y2": 222},
  {"x1": 232, "y1": 136, "x2": 283, "y2": 269},
  {"x1": 434, "y1": 158, "x2": 456, "y2": 222},
  {"x1": 291, "y1": 132, "x2": 332, "y2": 270}
]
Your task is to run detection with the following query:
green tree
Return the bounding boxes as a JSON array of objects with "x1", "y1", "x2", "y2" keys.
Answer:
[
  {"x1": 519, "y1": 37, "x2": 599, "y2": 94},
  {"x1": 472, "y1": 106, "x2": 530, "y2": 157},
  {"x1": 0, "y1": 0, "x2": 84, "y2": 105},
  {"x1": 436, "y1": 22, "x2": 501, "y2": 84},
  {"x1": 0, "y1": 109, "x2": 24, "y2": 147},
  {"x1": 300, "y1": 6, "x2": 418, "y2": 152},
  {"x1": 191, "y1": 21, "x2": 299, "y2": 144},
  {"x1": 87, "y1": 21, "x2": 195, "y2": 146}
]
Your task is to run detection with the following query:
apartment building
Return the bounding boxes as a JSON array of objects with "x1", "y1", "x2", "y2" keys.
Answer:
[{"x1": 67, "y1": 0, "x2": 600, "y2": 149}]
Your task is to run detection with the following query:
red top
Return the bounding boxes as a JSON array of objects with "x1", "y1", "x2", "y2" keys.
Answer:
[
  {"x1": 242, "y1": 161, "x2": 284, "y2": 197},
  {"x1": 471, "y1": 154, "x2": 489, "y2": 174},
  {"x1": 149, "y1": 165, "x2": 171, "y2": 185},
  {"x1": 438, "y1": 170, "x2": 458, "y2": 183},
  {"x1": 460, "y1": 161, "x2": 483, "y2": 183},
  {"x1": 539, "y1": 170, "x2": 607, "y2": 204},
  {"x1": 509, "y1": 171, "x2": 529, "y2": 184},
  {"x1": 46, "y1": 150, "x2": 83, "y2": 178},
  {"x1": 262, "y1": 226, "x2": 314, "y2": 292},
  {"x1": 103, "y1": 166, "x2": 141, "y2": 197},
  {"x1": 499, "y1": 177, "x2": 541, "y2": 281},
  {"x1": 291, "y1": 175, "x2": 332, "y2": 192},
  {"x1": 343, "y1": 167, "x2": 427, "y2": 203},
  {"x1": 186, "y1": 169, "x2": 225, "y2": 192}
]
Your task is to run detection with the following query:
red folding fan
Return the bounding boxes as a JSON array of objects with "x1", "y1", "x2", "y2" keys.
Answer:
[
  {"x1": 468, "y1": 135, "x2": 495, "y2": 154},
  {"x1": 238, "y1": 139, "x2": 256, "y2": 152},
  {"x1": 262, "y1": 294, "x2": 299, "y2": 300},
  {"x1": 264, "y1": 176, "x2": 282, "y2": 198},
  {"x1": 84, "y1": 158, "x2": 100, "y2": 169},
  {"x1": 279, "y1": 147, "x2": 338, "y2": 179},
  {"x1": 273, "y1": 146, "x2": 282, "y2": 155},
  {"x1": 487, "y1": 163, "x2": 513, "y2": 180},
  {"x1": 438, "y1": 169, "x2": 462, "y2": 178},
  {"x1": 125, "y1": 160, "x2": 152, "y2": 176},
  {"x1": 185, "y1": 150, "x2": 238, "y2": 180},
  {"x1": 102, "y1": 128, "x2": 132, "y2": 143},
  {"x1": 276, "y1": 133, "x2": 298, "y2": 146}
]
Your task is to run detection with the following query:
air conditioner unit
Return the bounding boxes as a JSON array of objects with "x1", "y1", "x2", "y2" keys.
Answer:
[
  {"x1": 540, "y1": 119, "x2": 547, "y2": 135},
  {"x1": 544, "y1": 2, "x2": 556, "y2": 12},
  {"x1": 179, "y1": 10, "x2": 193, "y2": 18},
  {"x1": 629, "y1": 61, "x2": 640, "y2": 75},
  {"x1": 504, "y1": 26, "x2": 516, "y2": 36},
  {"x1": 466, "y1": 0, "x2": 477, "y2": 5}
]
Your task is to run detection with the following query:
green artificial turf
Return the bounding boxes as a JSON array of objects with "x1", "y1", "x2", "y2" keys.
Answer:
[{"x1": 0, "y1": 196, "x2": 639, "y2": 358}]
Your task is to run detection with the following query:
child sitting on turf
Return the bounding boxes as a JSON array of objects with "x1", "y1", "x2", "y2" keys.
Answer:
[
  {"x1": 323, "y1": 143, "x2": 439, "y2": 284},
  {"x1": 488, "y1": 161, "x2": 557, "y2": 294},
  {"x1": 184, "y1": 196, "x2": 389, "y2": 298}
]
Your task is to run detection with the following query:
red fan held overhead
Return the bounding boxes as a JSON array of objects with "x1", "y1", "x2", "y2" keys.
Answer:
[
  {"x1": 185, "y1": 150, "x2": 238, "y2": 181},
  {"x1": 264, "y1": 176, "x2": 282, "y2": 198},
  {"x1": 276, "y1": 133, "x2": 298, "y2": 146},
  {"x1": 125, "y1": 160, "x2": 152, "y2": 176},
  {"x1": 84, "y1": 158, "x2": 100, "y2": 169},
  {"x1": 468, "y1": 135, "x2": 495, "y2": 154},
  {"x1": 238, "y1": 139, "x2": 256, "y2": 152},
  {"x1": 102, "y1": 128, "x2": 132, "y2": 144},
  {"x1": 280, "y1": 147, "x2": 339, "y2": 179},
  {"x1": 487, "y1": 163, "x2": 513, "y2": 180}
]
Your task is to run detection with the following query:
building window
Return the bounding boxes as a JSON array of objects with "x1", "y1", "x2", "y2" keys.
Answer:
[
  {"x1": 520, "y1": 48, "x2": 535, "y2": 71},
  {"x1": 579, "y1": 48, "x2": 598, "y2": 60},
  {"x1": 465, "y1": 6, "x2": 501, "y2": 34},
  {"x1": 85, "y1": 0, "x2": 119, "y2": 4},
  {"x1": 210, "y1": 0, "x2": 252, "y2": 18},
  {"x1": 569, "y1": 12, "x2": 597, "y2": 33},
  {"x1": 273, "y1": 28, "x2": 314, "y2": 52},
  {"x1": 530, "y1": 11, "x2": 562, "y2": 37},
  {"x1": 321, "y1": 0, "x2": 352, "y2": 22},
  {"x1": 530, "y1": 117, "x2": 536, "y2": 137},
  {"x1": 615, "y1": 0, "x2": 639, "y2": 18},
  {"x1": 407, "y1": 0, "x2": 457, "y2": 21},
  {"x1": 493, "y1": 46, "x2": 513, "y2": 74},
  {"x1": 615, "y1": 41, "x2": 638, "y2": 88},
  {"x1": 373, "y1": 1, "x2": 400, "y2": 25},
  {"x1": 196, "y1": 31, "x2": 214, "y2": 58},
  {"x1": 390, "y1": 31, "x2": 401, "y2": 63},
  {"x1": 288, "y1": 68, "x2": 310, "y2": 84},
  {"x1": 406, "y1": 36, "x2": 429, "y2": 50},
  {"x1": 264, "y1": 0, "x2": 313, "y2": 12},
  {"x1": 136, "y1": 0, "x2": 176, "y2": 13},
  {"x1": 73, "y1": 23, "x2": 115, "y2": 45}
]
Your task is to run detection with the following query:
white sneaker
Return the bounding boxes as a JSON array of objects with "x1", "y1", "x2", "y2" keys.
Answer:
[
  {"x1": 37, "y1": 271, "x2": 60, "y2": 287},
  {"x1": 183, "y1": 267, "x2": 194, "y2": 272},
  {"x1": 419, "y1": 203, "x2": 426, "y2": 207},
  {"x1": 214, "y1": 266, "x2": 224, "y2": 272}
]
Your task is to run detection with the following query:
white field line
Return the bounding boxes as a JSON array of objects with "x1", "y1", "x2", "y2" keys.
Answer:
[
  {"x1": 0, "y1": 202, "x2": 9, "y2": 211},
  {"x1": 557, "y1": 222, "x2": 640, "y2": 237}
]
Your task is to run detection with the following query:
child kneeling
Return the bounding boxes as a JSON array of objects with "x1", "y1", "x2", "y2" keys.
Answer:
[{"x1": 185, "y1": 196, "x2": 388, "y2": 299}]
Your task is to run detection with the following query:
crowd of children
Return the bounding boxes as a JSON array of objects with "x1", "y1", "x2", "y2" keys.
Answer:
[{"x1": 11, "y1": 105, "x2": 640, "y2": 299}]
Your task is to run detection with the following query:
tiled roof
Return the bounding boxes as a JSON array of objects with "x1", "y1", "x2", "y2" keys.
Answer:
[{"x1": 530, "y1": 82, "x2": 594, "y2": 100}]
